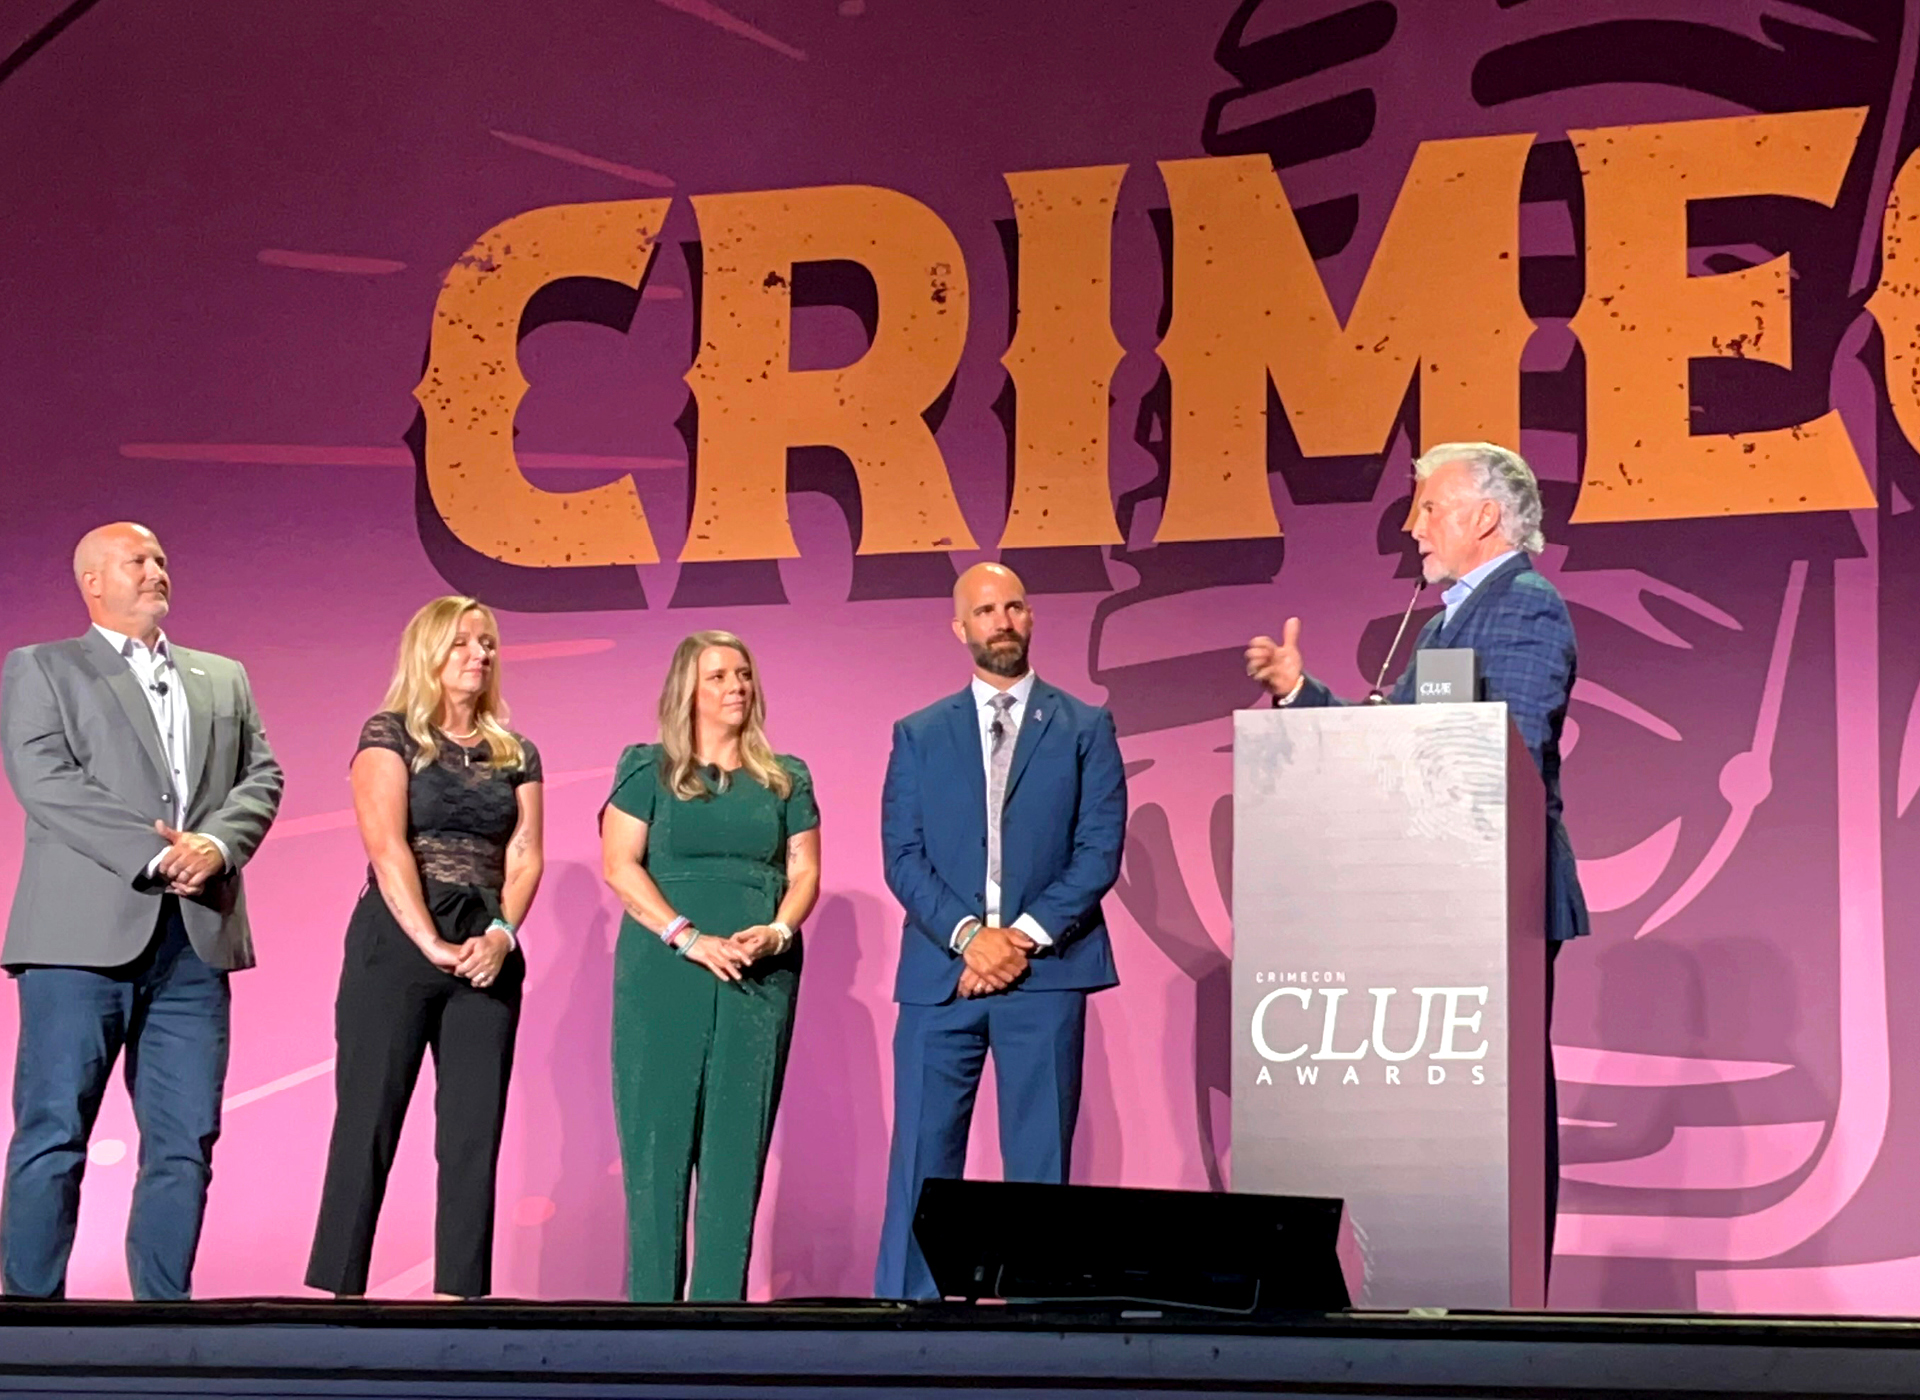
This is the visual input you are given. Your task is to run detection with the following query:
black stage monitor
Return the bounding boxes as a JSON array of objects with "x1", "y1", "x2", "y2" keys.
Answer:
[{"x1": 912, "y1": 1179, "x2": 1351, "y2": 1315}]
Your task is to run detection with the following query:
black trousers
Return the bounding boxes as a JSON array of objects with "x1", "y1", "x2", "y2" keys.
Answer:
[{"x1": 306, "y1": 882, "x2": 523, "y2": 1298}]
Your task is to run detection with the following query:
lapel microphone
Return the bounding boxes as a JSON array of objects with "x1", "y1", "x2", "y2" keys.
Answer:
[
  {"x1": 149, "y1": 679, "x2": 169, "y2": 697},
  {"x1": 1366, "y1": 579, "x2": 1427, "y2": 704}
]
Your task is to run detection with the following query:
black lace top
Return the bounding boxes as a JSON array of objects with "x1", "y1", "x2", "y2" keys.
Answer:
[{"x1": 356, "y1": 712, "x2": 543, "y2": 889}]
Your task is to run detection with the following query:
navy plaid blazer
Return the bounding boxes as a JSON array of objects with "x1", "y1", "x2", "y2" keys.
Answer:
[{"x1": 1293, "y1": 552, "x2": 1590, "y2": 942}]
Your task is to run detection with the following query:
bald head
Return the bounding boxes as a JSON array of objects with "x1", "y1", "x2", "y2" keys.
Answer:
[
  {"x1": 952, "y1": 561, "x2": 1033, "y2": 683},
  {"x1": 953, "y1": 561, "x2": 1027, "y2": 619},
  {"x1": 73, "y1": 522, "x2": 171, "y2": 642},
  {"x1": 73, "y1": 522, "x2": 156, "y2": 581}
]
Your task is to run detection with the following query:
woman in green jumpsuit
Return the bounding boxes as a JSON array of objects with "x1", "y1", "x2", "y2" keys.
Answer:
[{"x1": 599, "y1": 630, "x2": 821, "y2": 1301}]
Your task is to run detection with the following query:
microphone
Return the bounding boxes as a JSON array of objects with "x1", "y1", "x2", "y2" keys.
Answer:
[
  {"x1": 149, "y1": 679, "x2": 169, "y2": 697},
  {"x1": 1366, "y1": 579, "x2": 1427, "y2": 704}
]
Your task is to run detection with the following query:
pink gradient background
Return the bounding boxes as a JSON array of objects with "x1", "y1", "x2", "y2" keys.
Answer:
[{"x1": 0, "y1": 0, "x2": 1917, "y2": 1311}]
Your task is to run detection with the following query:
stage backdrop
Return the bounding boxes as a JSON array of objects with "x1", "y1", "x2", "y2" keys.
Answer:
[{"x1": 3, "y1": 0, "x2": 1919, "y2": 1313}]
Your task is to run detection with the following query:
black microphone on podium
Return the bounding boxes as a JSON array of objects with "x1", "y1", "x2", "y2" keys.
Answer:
[{"x1": 1365, "y1": 580, "x2": 1427, "y2": 705}]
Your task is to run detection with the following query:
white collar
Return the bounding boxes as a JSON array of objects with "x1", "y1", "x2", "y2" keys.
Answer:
[
  {"x1": 93, "y1": 622, "x2": 172, "y2": 663},
  {"x1": 971, "y1": 671, "x2": 1037, "y2": 709},
  {"x1": 1440, "y1": 549, "x2": 1521, "y2": 609}
]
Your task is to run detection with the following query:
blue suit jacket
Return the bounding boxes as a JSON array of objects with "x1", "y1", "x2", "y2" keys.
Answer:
[
  {"x1": 1295, "y1": 553, "x2": 1590, "y2": 942},
  {"x1": 882, "y1": 678, "x2": 1126, "y2": 1004}
]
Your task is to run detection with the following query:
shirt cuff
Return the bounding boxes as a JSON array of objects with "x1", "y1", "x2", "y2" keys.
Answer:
[
  {"x1": 1012, "y1": 913, "x2": 1053, "y2": 948},
  {"x1": 1271, "y1": 675, "x2": 1307, "y2": 708}
]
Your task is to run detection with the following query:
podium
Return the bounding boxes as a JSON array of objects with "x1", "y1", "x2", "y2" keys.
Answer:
[{"x1": 1231, "y1": 702, "x2": 1547, "y2": 1309}]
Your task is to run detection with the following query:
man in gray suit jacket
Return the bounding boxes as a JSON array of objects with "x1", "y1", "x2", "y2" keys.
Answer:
[{"x1": 0, "y1": 522, "x2": 283, "y2": 1299}]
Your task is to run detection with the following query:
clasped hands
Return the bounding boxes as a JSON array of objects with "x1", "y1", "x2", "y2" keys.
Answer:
[
  {"x1": 684, "y1": 924, "x2": 785, "y2": 984},
  {"x1": 152, "y1": 820, "x2": 224, "y2": 896},
  {"x1": 416, "y1": 927, "x2": 512, "y2": 984},
  {"x1": 957, "y1": 921, "x2": 1038, "y2": 999}
]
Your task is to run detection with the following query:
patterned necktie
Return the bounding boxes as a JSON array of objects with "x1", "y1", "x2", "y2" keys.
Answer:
[{"x1": 986, "y1": 692, "x2": 1017, "y2": 896}]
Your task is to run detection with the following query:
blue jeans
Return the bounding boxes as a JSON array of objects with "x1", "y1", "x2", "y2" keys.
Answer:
[{"x1": 1, "y1": 903, "x2": 231, "y2": 1299}]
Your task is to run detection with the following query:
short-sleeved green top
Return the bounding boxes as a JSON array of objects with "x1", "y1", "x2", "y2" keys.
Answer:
[{"x1": 605, "y1": 744, "x2": 819, "y2": 938}]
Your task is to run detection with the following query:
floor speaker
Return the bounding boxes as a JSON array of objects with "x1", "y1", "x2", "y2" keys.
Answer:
[{"x1": 913, "y1": 1178, "x2": 1352, "y2": 1315}]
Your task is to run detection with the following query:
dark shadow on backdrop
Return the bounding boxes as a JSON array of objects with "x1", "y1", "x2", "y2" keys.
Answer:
[
  {"x1": 1109, "y1": 797, "x2": 1231, "y2": 1194},
  {"x1": 535, "y1": 864, "x2": 624, "y2": 1299},
  {"x1": 0, "y1": 0, "x2": 109, "y2": 87},
  {"x1": 765, "y1": 894, "x2": 884, "y2": 1296}
]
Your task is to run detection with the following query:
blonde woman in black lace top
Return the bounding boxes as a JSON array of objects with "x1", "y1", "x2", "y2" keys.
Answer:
[{"x1": 306, "y1": 596, "x2": 544, "y2": 1300}]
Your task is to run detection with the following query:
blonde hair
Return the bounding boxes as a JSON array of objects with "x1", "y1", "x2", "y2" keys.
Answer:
[
  {"x1": 381, "y1": 596, "x2": 526, "y2": 774},
  {"x1": 656, "y1": 630, "x2": 791, "y2": 802}
]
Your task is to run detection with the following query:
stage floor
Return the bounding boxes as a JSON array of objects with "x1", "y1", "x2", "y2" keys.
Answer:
[{"x1": 5, "y1": 1300, "x2": 1920, "y2": 1398}]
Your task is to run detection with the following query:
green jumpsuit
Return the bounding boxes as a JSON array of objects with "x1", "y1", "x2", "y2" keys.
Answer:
[{"x1": 605, "y1": 744, "x2": 818, "y2": 1302}]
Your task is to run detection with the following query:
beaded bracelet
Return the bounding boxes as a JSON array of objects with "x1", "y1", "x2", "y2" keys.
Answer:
[
  {"x1": 770, "y1": 920, "x2": 795, "y2": 954},
  {"x1": 658, "y1": 914, "x2": 690, "y2": 948},
  {"x1": 486, "y1": 917, "x2": 518, "y2": 950},
  {"x1": 673, "y1": 928, "x2": 702, "y2": 958}
]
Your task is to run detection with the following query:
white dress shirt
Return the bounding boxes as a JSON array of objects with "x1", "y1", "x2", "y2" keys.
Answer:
[
  {"x1": 1441, "y1": 550, "x2": 1521, "y2": 626},
  {"x1": 950, "y1": 671, "x2": 1054, "y2": 951},
  {"x1": 94, "y1": 624, "x2": 228, "y2": 872}
]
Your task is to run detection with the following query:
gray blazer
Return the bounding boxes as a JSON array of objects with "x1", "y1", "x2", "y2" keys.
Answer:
[{"x1": 1, "y1": 629, "x2": 284, "y2": 971}]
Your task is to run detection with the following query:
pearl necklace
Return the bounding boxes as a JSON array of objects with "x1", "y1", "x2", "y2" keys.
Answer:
[{"x1": 441, "y1": 724, "x2": 481, "y2": 766}]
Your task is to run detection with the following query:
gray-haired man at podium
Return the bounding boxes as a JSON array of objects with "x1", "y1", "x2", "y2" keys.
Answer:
[{"x1": 1245, "y1": 441, "x2": 1589, "y2": 1261}]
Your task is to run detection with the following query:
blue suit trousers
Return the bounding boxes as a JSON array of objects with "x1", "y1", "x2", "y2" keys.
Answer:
[{"x1": 873, "y1": 989, "x2": 1086, "y2": 1300}]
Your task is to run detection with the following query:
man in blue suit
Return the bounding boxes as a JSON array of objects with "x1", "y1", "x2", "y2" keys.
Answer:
[
  {"x1": 874, "y1": 562, "x2": 1126, "y2": 1300},
  {"x1": 1246, "y1": 441, "x2": 1588, "y2": 1261}
]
